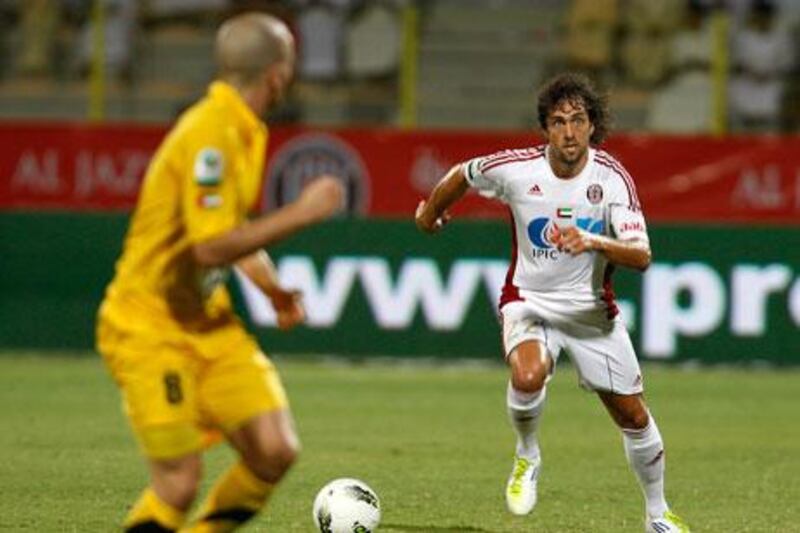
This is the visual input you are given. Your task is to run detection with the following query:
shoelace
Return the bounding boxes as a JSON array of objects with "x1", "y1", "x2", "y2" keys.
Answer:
[{"x1": 509, "y1": 457, "x2": 531, "y2": 495}]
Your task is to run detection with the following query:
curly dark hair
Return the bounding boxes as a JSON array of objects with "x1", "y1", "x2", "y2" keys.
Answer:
[{"x1": 537, "y1": 73, "x2": 610, "y2": 146}]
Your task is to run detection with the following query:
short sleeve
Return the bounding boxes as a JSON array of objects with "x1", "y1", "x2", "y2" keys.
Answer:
[
  {"x1": 462, "y1": 154, "x2": 508, "y2": 201},
  {"x1": 183, "y1": 141, "x2": 241, "y2": 243},
  {"x1": 604, "y1": 164, "x2": 649, "y2": 243},
  {"x1": 610, "y1": 203, "x2": 648, "y2": 242}
]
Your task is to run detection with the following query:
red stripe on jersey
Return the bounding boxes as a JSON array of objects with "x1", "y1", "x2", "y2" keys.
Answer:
[
  {"x1": 479, "y1": 147, "x2": 543, "y2": 173},
  {"x1": 479, "y1": 147, "x2": 542, "y2": 165},
  {"x1": 594, "y1": 158, "x2": 634, "y2": 205},
  {"x1": 594, "y1": 157, "x2": 640, "y2": 209},
  {"x1": 595, "y1": 151, "x2": 631, "y2": 180},
  {"x1": 499, "y1": 210, "x2": 523, "y2": 309},
  {"x1": 481, "y1": 152, "x2": 544, "y2": 174},
  {"x1": 595, "y1": 152, "x2": 639, "y2": 204},
  {"x1": 478, "y1": 150, "x2": 518, "y2": 169},
  {"x1": 595, "y1": 152, "x2": 641, "y2": 208},
  {"x1": 601, "y1": 264, "x2": 619, "y2": 320},
  {"x1": 480, "y1": 154, "x2": 535, "y2": 173}
]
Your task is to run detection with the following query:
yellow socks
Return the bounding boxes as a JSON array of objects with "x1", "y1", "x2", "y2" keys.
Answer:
[
  {"x1": 123, "y1": 463, "x2": 272, "y2": 532},
  {"x1": 124, "y1": 487, "x2": 186, "y2": 532},
  {"x1": 183, "y1": 462, "x2": 273, "y2": 532}
]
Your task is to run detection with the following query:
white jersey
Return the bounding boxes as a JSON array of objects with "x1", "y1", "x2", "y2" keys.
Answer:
[{"x1": 463, "y1": 145, "x2": 648, "y2": 328}]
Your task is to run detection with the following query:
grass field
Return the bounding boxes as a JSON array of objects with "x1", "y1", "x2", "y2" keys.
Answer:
[{"x1": 0, "y1": 353, "x2": 798, "y2": 532}]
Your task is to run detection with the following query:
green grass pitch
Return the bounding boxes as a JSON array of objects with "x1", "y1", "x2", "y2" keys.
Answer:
[{"x1": 0, "y1": 353, "x2": 798, "y2": 532}]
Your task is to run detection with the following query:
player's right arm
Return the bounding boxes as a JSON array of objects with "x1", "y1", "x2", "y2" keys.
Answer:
[
  {"x1": 416, "y1": 152, "x2": 512, "y2": 234},
  {"x1": 193, "y1": 177, "x2": 343, "y2": 267},
  {"x1": 236, "y1": 249, "x2": 305, "y2": 330},
  {"x1": 415, "y1": 164, "x2": 469, "y2": 234}
]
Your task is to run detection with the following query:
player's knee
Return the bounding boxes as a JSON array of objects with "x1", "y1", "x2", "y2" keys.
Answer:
[
  {"x1": 272, "y1": 437, "x2": 300, "y2": 471},
  {"x1": 244, "y1": 437, "x2": 300, "y2": 483},
  {"x1": 509, "y1": 343, "x2": 550, "y2": 394},
  {"x1": 627, "y1": 409, "x2": 650, "y2": 430},
  {"x1": 512, "y1": 368, "x2": 547, "y2": 394}
]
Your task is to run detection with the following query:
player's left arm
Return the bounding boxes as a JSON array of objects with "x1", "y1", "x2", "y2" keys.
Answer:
[
  {"x1": 236, "y1": 250, "x2": 306, "y2": 330},
  {"x1": 553, "y1": 165, "x2": 651, "y2": 271},
  {"x1": 415, "y1": 164, "x2": 469, "y2": 234},
  {"x1": 554, "y1": 227, "x2": 651, "y2": 271}
]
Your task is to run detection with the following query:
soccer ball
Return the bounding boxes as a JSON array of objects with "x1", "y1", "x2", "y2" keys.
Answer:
[{"x1": 312, "y1": 478, "x2": 381, "y2": 533}]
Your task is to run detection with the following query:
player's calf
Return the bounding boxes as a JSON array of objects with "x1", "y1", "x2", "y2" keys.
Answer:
[
  {"x1": 125, "y1": 458, "x2": 201, "y2": 533},
  {"x1": 150, "y1": 454, "x2": 203, "y2": 511},
  {"x1": 505, "y1": 382, "x2": 546, "y2": 516},
  {"x1": 598, "y1": 391, "x2": 650, "y2": 430}
]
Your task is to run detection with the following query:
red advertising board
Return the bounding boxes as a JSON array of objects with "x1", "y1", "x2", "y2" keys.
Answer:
[
  {"x1": 1, "y1": 122, "x2": 799, "y2": 223},
  {"x1": 0, "y1": 122, "x2": 162, "y2": 211}
]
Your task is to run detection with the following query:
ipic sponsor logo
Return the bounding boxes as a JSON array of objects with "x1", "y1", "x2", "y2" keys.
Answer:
[
  {"x1": 264, "y1": 133, "x2": 369, "y2": 214},
  {"x1": 528, "y1": 217, "x2": 557, "y2": 256},
  {"x1": 236, "y1": 256, "x2": 800, "y2": 359},
  {"x1": 527, "y1": 217, "x2": 604, "y2": 259}
]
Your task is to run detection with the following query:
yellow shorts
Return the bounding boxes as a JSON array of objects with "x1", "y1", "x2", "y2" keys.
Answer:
[{"x1": 96, "y1": 316, "x2": 288, "y2": 459}]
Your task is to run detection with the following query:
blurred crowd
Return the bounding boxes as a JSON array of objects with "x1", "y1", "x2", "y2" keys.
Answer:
[
  {"x1": 566, "y1": 0, "x2": 798, "y2": 132},
  {"x1": 0, "y1": 0, "x2": 798, "y2": 133},
  {"x1": 0, "y1": 0, "x2": 406, "y2": 82}
]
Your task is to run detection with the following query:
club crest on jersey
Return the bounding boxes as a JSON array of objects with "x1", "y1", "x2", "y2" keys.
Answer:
[
  {"x1": 194, "y1": 147, "x2": 224, "y2": 186},
  {"x1": 586, "y1": 184, "x2": 603, "y2": 204}
]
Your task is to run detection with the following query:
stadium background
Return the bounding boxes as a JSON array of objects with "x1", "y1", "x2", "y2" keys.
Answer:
[
  {"x1": 0, "y1": 1, "x2": 799, "y2": 531},
  {"x1": 1, "y1": 0, "x2": 797, "y2": 364}
]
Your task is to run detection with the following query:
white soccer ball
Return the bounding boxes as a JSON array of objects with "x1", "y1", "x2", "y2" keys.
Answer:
[{"x1": 312, "y1": 478, "x2": 381, "y2": 533}]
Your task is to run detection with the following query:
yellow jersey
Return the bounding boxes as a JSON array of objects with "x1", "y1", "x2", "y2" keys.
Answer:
[{"x1": 100, "y1": 81, "x2": 267, "y2": 334}]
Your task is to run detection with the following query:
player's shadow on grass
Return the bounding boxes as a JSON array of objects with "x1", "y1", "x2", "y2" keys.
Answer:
[{"x1": 382, "y1": 524, "x2": 492, "y2": 532}]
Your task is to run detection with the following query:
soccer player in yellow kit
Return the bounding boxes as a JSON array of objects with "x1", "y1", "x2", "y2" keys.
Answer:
[{"x1": 96, "y1": 13, "x2": 343, "y2": 532}]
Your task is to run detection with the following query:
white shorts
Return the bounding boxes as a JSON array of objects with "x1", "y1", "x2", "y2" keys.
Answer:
[{"x1": 501, "y1": 300, "x2": 643, "y2": 395}]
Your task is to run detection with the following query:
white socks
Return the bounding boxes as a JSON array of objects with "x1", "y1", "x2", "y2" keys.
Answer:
[
  {"x1": 508, "y1": 382, "x2": 669, "y2": 518},
  {"x1": 506, "y1": 382, "x2": 546, "y2": 460},
  {"x1": 623, "y1": 418, "x2": 669, "y2": 518}
]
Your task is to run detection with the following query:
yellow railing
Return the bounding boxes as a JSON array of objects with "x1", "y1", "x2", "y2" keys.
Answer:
[
  {"x1": 88, "y1": 0, "x2": 106, "y2": 121},
  {"x1": 399, "y1": 4, "x2": 419, "y2": 129},
  {"x1": 710, "y1": 9, "x2": 730, "y2": 136}
]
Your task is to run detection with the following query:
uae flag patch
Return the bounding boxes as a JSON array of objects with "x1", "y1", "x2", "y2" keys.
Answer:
[
  {"x1": 556, "y1": 207, "x2": 573, "y2": 218},
  {"x1": 198, "y1": 193, "x2": 223, "y2": 209}
]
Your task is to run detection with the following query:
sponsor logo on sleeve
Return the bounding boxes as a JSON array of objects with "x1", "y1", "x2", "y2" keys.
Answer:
[
  {"x1": 618, "y1": 221, "x2": 645, "y2": 233},
  {"x1": 194, "y1": 147, "x2": 224, "y2": 186}
]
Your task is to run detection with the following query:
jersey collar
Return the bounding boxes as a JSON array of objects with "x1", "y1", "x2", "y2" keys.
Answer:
[
  {"x1": 544, "y1": 145, "x2": 595, "y2": 181},
  {"x1": 207, "y1": 81, "x2": 267, "y2": 139}
]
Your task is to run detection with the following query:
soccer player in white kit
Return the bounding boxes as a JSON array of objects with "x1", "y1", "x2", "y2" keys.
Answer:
[{"x1": 415, "y1": 73, "x2": 690, "y2": 533}]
